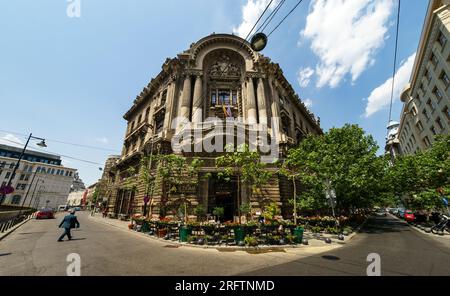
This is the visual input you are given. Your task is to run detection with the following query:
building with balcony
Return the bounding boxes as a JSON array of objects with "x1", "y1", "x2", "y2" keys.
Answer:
[
  {"x1": 398, "y1": 0, "x2": 450, "y2": 155},
  {"x1": 0, "y1": 144, "x2": 76, "y2": 209},
  {"x1": 106, "y1": 33, "x2": 322, "y2": 221}
]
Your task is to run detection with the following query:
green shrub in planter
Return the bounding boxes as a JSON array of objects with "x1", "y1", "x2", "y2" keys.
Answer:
[
  {"x1": 311, "y1": 226, "x2": 322, "y2": 233},
  {"x1": 244, "y1": 236, "x2": 258, "y2": 247}
]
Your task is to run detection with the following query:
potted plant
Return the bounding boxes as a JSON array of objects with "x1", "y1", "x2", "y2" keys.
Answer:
[{"x1": 213, "y1": 207, "x2": 225, "y2": 223}]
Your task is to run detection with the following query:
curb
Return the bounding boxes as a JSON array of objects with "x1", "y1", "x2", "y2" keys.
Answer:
[
  {"x1": 88, "y1": 215, "x2": 348, "y2": 251},
  {"x1": 0, "y1": 217, "x2": 32, "y2": 241}
]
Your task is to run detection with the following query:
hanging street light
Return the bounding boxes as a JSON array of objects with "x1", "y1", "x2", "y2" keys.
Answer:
[{"x1": 250, "y1": 32, "x2": 268, "y2": 52}]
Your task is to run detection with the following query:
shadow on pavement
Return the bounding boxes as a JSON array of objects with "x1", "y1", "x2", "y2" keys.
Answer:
[{"x1": 0, "y1": 253, "x2": 12, "y2": 257}]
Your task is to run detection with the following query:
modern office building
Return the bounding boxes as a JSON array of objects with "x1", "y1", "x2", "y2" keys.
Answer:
[
  {"x1": 105, "y1": 33, "x2": 322, "y2": 220},
  {"x1": 0, "y1": 144, "x2": 77, "y2": 209},
  {"x1": 398, "y1": 0, "x2": 450, "y2": 154}
]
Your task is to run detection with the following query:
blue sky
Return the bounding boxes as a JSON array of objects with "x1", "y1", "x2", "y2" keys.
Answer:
[{"x1": 0, "y1": 0, "x2": 428, "y2": 186}]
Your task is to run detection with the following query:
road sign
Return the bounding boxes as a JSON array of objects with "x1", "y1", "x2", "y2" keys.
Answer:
[
  {"x1": 143, "y1": 196, "x2": 150, "y2": 204},
  {"x1": 0, "y1": 185, "x2": 14, "y2": 195}
]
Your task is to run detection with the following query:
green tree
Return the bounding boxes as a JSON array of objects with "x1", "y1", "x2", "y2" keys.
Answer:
[
  {"x1": 385, "y1": 134, "x2": 449, "y2": 210},
  {"x1": 285, "y1": 124, "x2": 387, "y2": 214},
  {"x1": 216, "y1": 144, "x2": 272, "y2": 224}
]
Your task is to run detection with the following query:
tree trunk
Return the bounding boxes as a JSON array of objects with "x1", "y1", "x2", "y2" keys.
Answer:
[
  {"x1": 238, "y1": 175, "x2": 241, "y2": 224},
  {"x1": 293, "y1": 176, "x2": 297, "y2": 225}
]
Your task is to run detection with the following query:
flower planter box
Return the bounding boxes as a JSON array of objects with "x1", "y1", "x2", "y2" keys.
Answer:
[{"x1": 157, "y1": 229, "x2": 168, "y2": 238}]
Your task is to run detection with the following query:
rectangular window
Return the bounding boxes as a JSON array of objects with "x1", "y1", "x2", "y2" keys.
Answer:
[
  {"x1": 145, "y1": 107, "x2": 150, "y2": 122},
  {"x1": 411, "y1": 134, "x2": 416, "y2": 144},
  {"x1": 431, "y1": 53, "x2": 439, "y2": 67},
  {"x1": 438, "y1": 31, "x2": 447, "y2": 48},
  {"x1": 24, "y1": 174, "x2": 30, "y2": 181},
  {"x1": 51, "y1": 168, "x2": 55, "y2": 174},
  {"x1": 423, "y1": 136, "x2": 432, "y2": 148},
  {"x1": 427, "y1": 98, "x2": 437, "y2": 112},
  {"x1": 440, "y1": 71, "x2": 450, "y2": 88},
  {"x1": 425, "y1": 70, "x2": 432, "y2": 82},
  {"x1": 211, "y1": 91, "x2": 217, "y2": 106},
  {"x1": 422, "y1": 109, "x2": 430, "y2": 121},
  {"x1": 232, "y1": 91, "x2": 238, "y2": 106},
  {"x1": 416, "y1": 120, "x2": 423, "y2": 132},
  {"x1": 443, "y1": 106, "x2": 450, "y2": 122},
  {"x1": 5, "y1": 172, "x2": 11, "y2": 179},
  {"x1": 9, "y1": 163, "x2": 14, "y2": 169},
  {"x1": 411, "y1": 106, "x2": 418, "y2": 116},
  {"x1": 161, "y1": 89, "x2": 167, "y2": 107},
  {"x1": 434, "y1": 87, "x2": 444, "y2": 102},
  {"x1": 218, "y1": 90, "x2": 230, "y2": 105},
  {"x1": 19, "y1": 174, "x2": 25, "y2": 181},
  {"x1": 436, "y1": 117, "x2": 444, "y2": 130},
  {"x1": 430, "y1": 126, "x2": 437, "y2": 136}
]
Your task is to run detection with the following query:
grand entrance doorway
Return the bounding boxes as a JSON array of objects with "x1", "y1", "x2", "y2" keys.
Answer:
[{"x1": 208, "y1": 174, "x2": 237, "y2": 222}]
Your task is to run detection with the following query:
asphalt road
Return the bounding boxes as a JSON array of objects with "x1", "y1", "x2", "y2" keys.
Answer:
[
  {"x1": 0, "y1": 212, "x2": 336, "y2": 276},
  {"x1": 240, "y1": 214, "x2": 450, "y2": 276},
  {"x1": 0, "y1": 212, "x2": 449, "y2": 276}
]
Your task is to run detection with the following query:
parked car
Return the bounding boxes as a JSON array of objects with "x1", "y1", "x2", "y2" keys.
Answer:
[
  {"x1": 57, "y1": 205, "x2": 69, "y2": 212},
  {"x1": 398, "y1": 208, "x2": 406, "y2": 218},
  {"x1": 73, "y1": 207, "x2": 81, "y2": 211},
  {"x1": 375, "y1": 209, "x2": 387, "y2": 217},
  {"x1": 404, "y1": 210, "x2": 415, "y2": 222},
  {"x1": 36, "y1": 208, "x2": 55, "y2": 219}
]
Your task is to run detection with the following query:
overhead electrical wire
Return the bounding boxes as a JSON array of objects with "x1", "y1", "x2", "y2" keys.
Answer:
[
  {"x1": 243, "y1": 0, "x2": 274, "y2": 42},
  {"x1": 0, "y1": 129, "x2": 120, "y2": 153},
  {"x1": 0, "y1": 137, "x2": 103, "y2": 166},
  {"x1": 267, "y1": 0, "x2": 304, "y2": 37},
  {"x1": 257, "y1": 0, "x2": 286, "y2": 34},
  {"x1": 388, "y1": 0, "x2": 402, "y2": 126}
]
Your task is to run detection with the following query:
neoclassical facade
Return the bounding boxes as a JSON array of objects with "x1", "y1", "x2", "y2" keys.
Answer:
[{"x1": 105, "y1": 34, "x2": 322, "y2": 221}]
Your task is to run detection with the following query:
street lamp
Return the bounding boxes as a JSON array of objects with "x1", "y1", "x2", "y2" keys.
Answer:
[
  {"x1": 0, "y1": 133, "x2": 47, "y2": 205},
  {"x1": 250, "y1": 32, "x2": 268, "y2": 52}
]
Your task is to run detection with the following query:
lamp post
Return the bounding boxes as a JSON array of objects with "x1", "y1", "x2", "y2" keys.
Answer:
[
  {"x1": 28, "y1": 179, "x2": 44, "y2": 209},
  {"x1": 0, "y1": 133, "x2": 47, "y2": 205}
]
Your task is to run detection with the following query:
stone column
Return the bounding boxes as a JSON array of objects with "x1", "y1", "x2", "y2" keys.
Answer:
[
  {"x1": 257, "y1": 78, "x2": 267, "y2": 126},
  {"x1": 191, "y1": 75, "x2": 203, "y2": 124},
  {"x1": 179, "y1": 75, "x2": 192, "y2": 120},
  {"x1": 163, "y1": 81, "x2": 174, "y2": 133},
  {"x1": 271, "y1": 84, "x2": 282, "y2": 143},
  {"x1": 246, "y1": 78, "x2": 257, "y2": 125}
]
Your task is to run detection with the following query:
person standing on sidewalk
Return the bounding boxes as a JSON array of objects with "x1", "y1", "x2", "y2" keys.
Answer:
[{"x1": 57, "y1": 209, "x2": 80, "y2": 242}]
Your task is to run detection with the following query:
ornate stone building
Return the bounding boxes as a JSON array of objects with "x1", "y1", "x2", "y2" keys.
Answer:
[{"x1": 105, "y1": 34, "x2": 322, "y2": 221}]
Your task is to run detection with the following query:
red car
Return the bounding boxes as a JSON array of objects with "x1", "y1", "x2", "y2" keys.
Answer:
[
  {"x1": 404, "y1": 210, "x2": 415, "y2": 222},
  {"x1": 36, "y1": 209, "x2": 55, "y2": 219}
]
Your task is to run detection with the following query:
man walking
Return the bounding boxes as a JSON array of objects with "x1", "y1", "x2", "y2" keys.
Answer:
[{"x1": 58, "y1": 209, "x2": 80, "y2": 242}]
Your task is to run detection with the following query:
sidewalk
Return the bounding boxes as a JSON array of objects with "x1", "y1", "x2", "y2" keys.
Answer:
[{"x1": 88, "y1": 213, "x2": 356, "y2": 250}]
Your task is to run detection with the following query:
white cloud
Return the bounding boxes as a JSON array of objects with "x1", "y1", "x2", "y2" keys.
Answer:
[
  {"x1": 301, "y1": 0, "x2": 394, "y2": 88},
  {"x1": 0, "y1": 134, "x2": 24, "y2": 147},
  {"x1": 95, "y1": 137, "x2": 109, "y2": 144},
  {"x1": 297, "y1": 67, "x2": 315, "y2": 88},
  {"x1": 364, "y1": 53, "x2": 416, "y2": 118},
  {"x1": 233, "y1": 0, "x2": 279, "y2": 38},
  {"x1": 303, "y1": 98, "x2": 313, "y2": 108}
]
